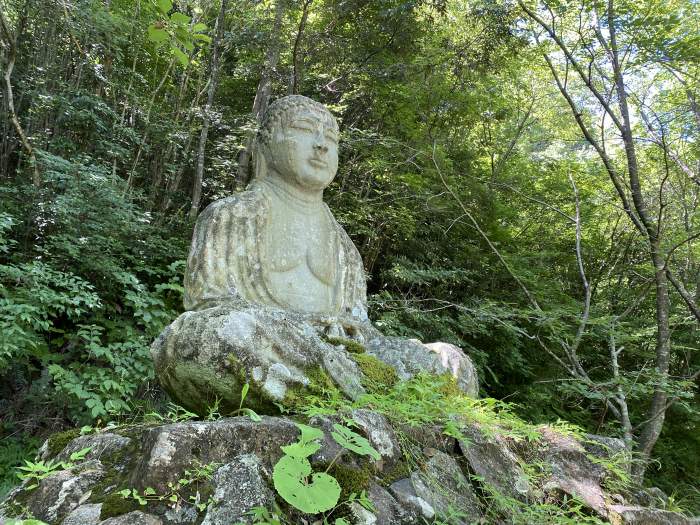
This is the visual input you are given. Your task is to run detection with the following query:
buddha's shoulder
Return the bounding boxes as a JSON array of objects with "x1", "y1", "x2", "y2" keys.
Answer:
[{"x1": 197, "y1": 186, "x2": 268, "y2": 224}]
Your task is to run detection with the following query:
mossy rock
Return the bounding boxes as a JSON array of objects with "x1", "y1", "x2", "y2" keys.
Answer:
[
  {"x1": 99, "y1": 492, "x2": 143, "y2": 520},
  {"x1": 323, "y1": 336, "x2": 367, "y2": 354},
  {"x1": 46, "y1": 428, "x2": 82, "y2": 457},
  {"x1": 351, "y1": 353, "x2": 399, "y2": 392},
  {"x1": 378, "y1": 460, "x2": 412, "y2": 487}
]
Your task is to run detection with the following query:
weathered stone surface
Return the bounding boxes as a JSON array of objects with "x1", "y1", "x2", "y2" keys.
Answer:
[
  {"x1": 366, "y1": 337, "x2": 478, "y2": 396},
  {"x1": 423, "y1": 342, "x2": 479, "y2": 397},
  {"x1": 351, "y1": 409, "x2": 401, "y2": 472},
  {"x1": 365, "y1": 482, "x2": 419, "y2": 525},
  {"x1": 201, "y1": 454, "x2": 274, "y2": 525},
  {"x1": 151, "y1": 304, "x2": 367, "y2": 415},
  {"x1": 390, "y1": 477, "x2": 436, "y2": 520},
  {"x1": 99, "y1": 511, "x2": 163, "y2": 525},
  {"x1": 635, "y1": 486, "x2": 671, "y2": 508},
  {"x1": 1, "y1": 415, "x2": 695, "y2": 525},
  {"x1": 62, "y1": 503, "x2": 103, "y2": 525},
  {"x1": 409, "y1": 449, "x2": 481, "y2": 524},
  {"x1": 609, "y1": 505, "x2": 694, "y2": 525},
  {"x1": 130, "y1": 417, "x2": 297, "y2": 492},
  {"x1": 52, "y1": 433, "x2": 131, "y2": 464},
  {"x1": 539, "y1": 426, "x2": 609, "y2": 517},
  {"x1": 458, "y1": 423, "x2": 530, "y2": 500},
  {"x1": 24, "y1": 461, "x2": 104, "y2": 524}
]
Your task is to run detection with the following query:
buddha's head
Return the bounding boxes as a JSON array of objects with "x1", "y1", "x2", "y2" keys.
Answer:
[{"x1": 254, "y1": 95, "x2": 339, "y2": 192}]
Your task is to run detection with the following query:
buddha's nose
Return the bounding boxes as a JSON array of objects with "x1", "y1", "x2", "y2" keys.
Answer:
[{"x1": 313, "y1": 142, "x2": 329, "y2": 154}]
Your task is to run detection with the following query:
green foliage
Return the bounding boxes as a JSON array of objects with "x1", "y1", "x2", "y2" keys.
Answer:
[
  {"x1": 273, "y1": 455, "x2": 342, "y2": 514},
  {"x1": 147, "y1": 0, "x2": 211, "y2": 66},
  {"x1": 15, "y1": 446, "x2": 91, "y2": 490},
  {"x1": 479, "y1": 480, "x2": 607, "y2": 524},
  {"x1": 1, "y1": 0, "x2": 698, "y2": 509},
  {"x1": 0, "y1": 436, "x2": 40, "y2": 499},
  {"x1": 1, "y1": 153, "x2": 186, "y2": 426},
  {"x1": 330, "y1": 423, "x2": 381, "y2": 461},
  {"x1": 271, "y1": 421, "x2": 379, "y2": 518},
  {"x1": 5, "y1": 519, "x2": 48, "y2": 525},
  {"x1": 117, "y1": 461, "x2": 218, "y2": 512}
]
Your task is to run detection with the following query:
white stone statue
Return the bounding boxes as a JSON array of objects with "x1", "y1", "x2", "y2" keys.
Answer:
[
  {"x1": 151, "y1": 95, "x2": 477, "y2": 414},
  {"x1": 184, "y1": 96, "x2": 368, "y2": 332}
]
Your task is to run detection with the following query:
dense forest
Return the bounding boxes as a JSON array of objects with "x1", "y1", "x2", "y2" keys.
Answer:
[{"x1": 0, "y1": 0, "x2": 698, "y2": 514}]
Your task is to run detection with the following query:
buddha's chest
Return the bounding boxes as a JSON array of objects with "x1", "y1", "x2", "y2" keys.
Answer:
[{"x1": 263, "y1": 206, "x2": 339, "y2": 312}]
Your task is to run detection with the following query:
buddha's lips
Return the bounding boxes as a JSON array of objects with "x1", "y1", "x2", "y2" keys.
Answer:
[{"x1": 309, "y1": 158, "x2": 327, "y2": 167}]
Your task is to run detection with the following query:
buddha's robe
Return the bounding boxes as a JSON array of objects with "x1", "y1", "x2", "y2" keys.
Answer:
[{"x1": 183, "y1": 183, "x2": 369, "y2": 328}]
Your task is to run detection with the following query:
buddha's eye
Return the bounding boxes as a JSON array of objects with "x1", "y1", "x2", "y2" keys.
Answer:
[
  {"x1": 291, "y1": 120, "x2": 315, "y2": 132},
  {"x1": 325, "y1": 133, "x2": 338, "y2": 144}
]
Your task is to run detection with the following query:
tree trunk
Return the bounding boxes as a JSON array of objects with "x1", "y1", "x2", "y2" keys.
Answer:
[
  {"x1": 189, "y1": 0, "x2": 229, "y2": 220},
  {"x1": 0, "y1": 7, "x2": 40, "y2": 186},
  {"x1": 289, "y1": 0, "x2": 312, "y2": 95},
  {"x1": 236, "y1": 0, "x2": 285, "y2": 189}
]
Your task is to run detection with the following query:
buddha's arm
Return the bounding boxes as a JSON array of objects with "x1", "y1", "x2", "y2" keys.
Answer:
[{"x1": 183, "y1": 196, "x2": 256, "y2": 311}]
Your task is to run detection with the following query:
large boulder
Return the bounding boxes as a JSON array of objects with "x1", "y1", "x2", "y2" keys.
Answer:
[{"x1": 151, "y1": 304, "x2": 479, "y2": 417}]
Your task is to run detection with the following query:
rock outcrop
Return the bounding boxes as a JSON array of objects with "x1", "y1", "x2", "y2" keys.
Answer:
[{"x1": 1, "y1": 412, "x2": 693, "y2": 525}]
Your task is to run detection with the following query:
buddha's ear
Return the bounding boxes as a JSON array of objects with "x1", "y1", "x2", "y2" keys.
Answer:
[{"x1": 252, "y1": 139, "x2": 269, "y2": 182}]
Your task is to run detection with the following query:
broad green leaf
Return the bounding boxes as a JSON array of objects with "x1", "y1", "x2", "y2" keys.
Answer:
[
  {"x1": 69, "y1": 446, "x2": 92, "y2": 461},
  {"x1": 294, "y1": 422, "x2": 324, "y2": 444},
  {"x1": 331, "y1": 424, "x2": 380, "y2": 461},
  {"x1": 157, "y1": 0, "x2": 172, "y2": 14},
  {"x1": 147, "y1": 25, "x2": 169, "y2": 43},
  {"x1": 272, "y1": 455, "x2": 340, "y2": 514},
  {"x1": 280, "y1": 441, "x2": 320, "y2": 459},
  {"x1": 335, "y1": 519, "x2": 351, "y2": 525},
  {"x1": 171, "y1": 47, "x2": 189, "y2": 67},
  {"x1": 193, "y1": 22, "x2": 207, "y2": 32},
  {"x1": 170, "y1": 12, "x2": 191, "y2": 25},
  {"x1": 193, "y1": 33, "x2": 212, "y2": 43},
  {"x1": 240, "y1": 382, "x2": 249, "y2": 404}
]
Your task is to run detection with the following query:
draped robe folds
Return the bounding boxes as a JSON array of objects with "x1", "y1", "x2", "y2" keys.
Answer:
[{"x1": 183, "y1": 183, "x2": 369, "y2": 326}]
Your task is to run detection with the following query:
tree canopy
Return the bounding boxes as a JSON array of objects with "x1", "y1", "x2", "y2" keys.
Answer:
[{"x1": 0, "y1": 0, "x2": 698, "y2": 513}]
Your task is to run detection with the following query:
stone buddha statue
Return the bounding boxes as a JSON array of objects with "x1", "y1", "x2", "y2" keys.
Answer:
[
  {"x1": 151, "y1": 95, "x2": 477, "y2": 415},
  {"x1": 184, "y1": 96, "x2": 367, "y2": 328}
]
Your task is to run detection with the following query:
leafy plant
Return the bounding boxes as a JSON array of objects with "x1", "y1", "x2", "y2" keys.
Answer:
[
  {"x1": 146, "y1": 0, "x2": 211, "y2": 66},
  {"x1": 117, "y1": 461, "x2": 219, "y2": 512},
  {"x1": 16, "y1": 447, "x2": 91, "y2": 490},
  {"x1": 235, "y1": 383, "x2": 262, "y2": 422},
  {"x1": 271, "y1": 422, "x2": 378, "y2": 521}
]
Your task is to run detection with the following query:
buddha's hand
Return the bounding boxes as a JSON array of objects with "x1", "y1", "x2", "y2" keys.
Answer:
[{"x1": 309, "y1": 315, "x2": 376, "y2": 342}]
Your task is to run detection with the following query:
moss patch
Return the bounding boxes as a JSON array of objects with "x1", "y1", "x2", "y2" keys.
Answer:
[
  {"x1": 282, "y1": 366, "x2": 343, "y2": 411},
  {"x1": 378, "y1": 460, "x2": 412, "y2": 487},
  {"x1": 46, "y1": 428, "x2": 81, "y2": 457},
  {"x1": 318, "y1": 462, "x2": 375, "y2": 523},
  {"x1": 437, "y1": 373, "x2": 462, "y2": 398},
  {"x1": 323, "y1": 336, "x2": 367, "y2": 354},
  {"x1": 351, "y1": 353, "x2": 399, "y2": 392},
  {"x1": 99, "y1": 492, "x2": 141, "y2": 520}
]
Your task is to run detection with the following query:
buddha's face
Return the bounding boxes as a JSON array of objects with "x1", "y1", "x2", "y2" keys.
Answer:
[{"x1": 266, "y1": 106, "x2": 339, "y2": 192}]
